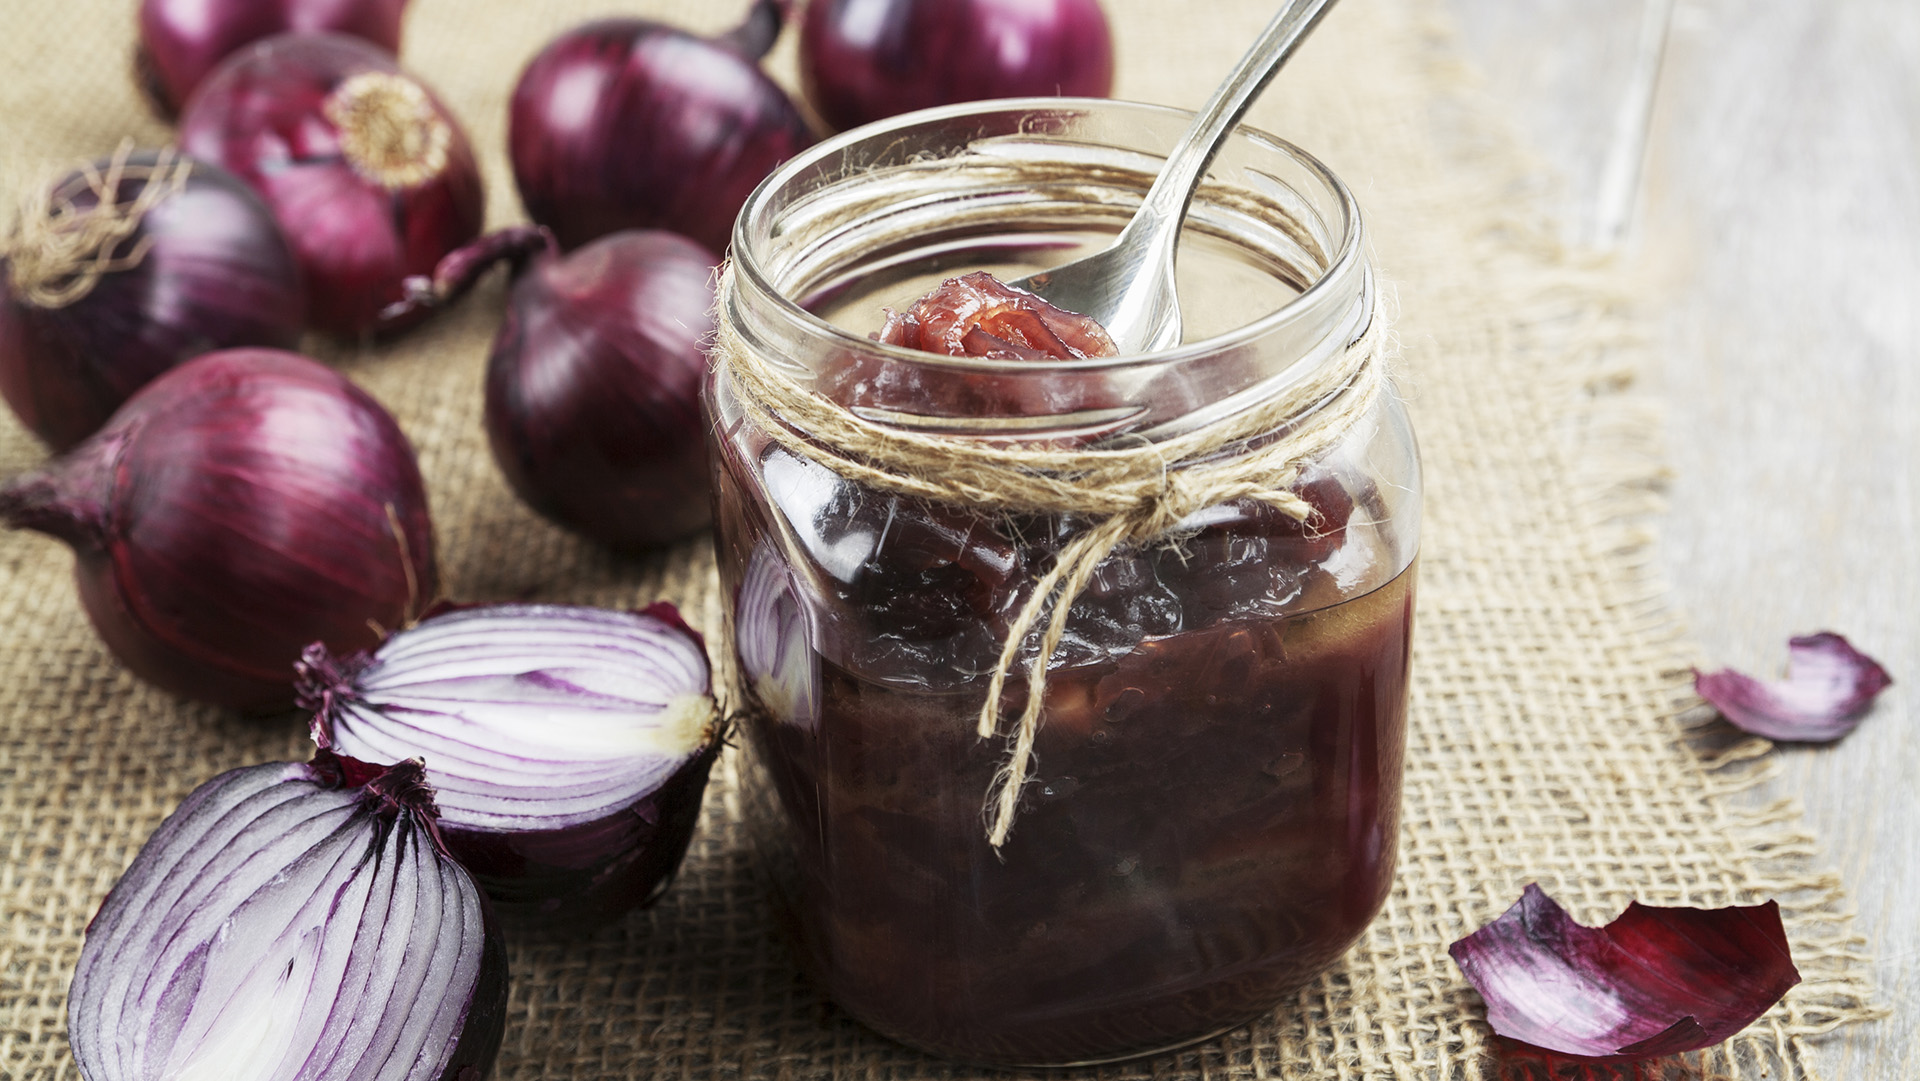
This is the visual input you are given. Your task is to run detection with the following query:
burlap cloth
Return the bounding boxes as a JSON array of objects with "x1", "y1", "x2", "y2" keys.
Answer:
[{"x1": 0, "y1": 1, "x2": 1883, "y2": 1078}]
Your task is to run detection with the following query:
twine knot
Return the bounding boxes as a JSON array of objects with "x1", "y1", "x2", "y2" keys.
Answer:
[{"x1": 716, "y1": 264, "x2": 1389, "y2": 847}]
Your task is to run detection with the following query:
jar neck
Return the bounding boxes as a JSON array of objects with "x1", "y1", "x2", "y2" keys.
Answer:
[{"x1": 727, "y1": 98, "x2": 1370, "y2": 444}]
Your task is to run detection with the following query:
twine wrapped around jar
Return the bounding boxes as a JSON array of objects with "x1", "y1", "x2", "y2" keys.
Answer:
[{"x1": 713, "y1": 267, "x2": 1390, "y2": 846}]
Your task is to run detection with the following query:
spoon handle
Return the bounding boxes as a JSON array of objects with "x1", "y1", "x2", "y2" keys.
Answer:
[{"x1": 1124, "y1": 0, "x2": 1341, "y2": 253}]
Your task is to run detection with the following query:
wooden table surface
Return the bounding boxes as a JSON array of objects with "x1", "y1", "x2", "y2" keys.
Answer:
[{"x1": 1442, "y1": 0, "x2": 1918, "y2": 1076}]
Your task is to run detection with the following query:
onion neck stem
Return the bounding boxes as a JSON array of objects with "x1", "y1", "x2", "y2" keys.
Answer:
[
  {"x1": 374, "y1": 225, "x2": 557, "y2": 334},
  {"x1": 722, "y1": 0, "x2": 790, "y2": 60},
  {"x1": 0, "y1": 431, "x2": 121, "y2": 550}
]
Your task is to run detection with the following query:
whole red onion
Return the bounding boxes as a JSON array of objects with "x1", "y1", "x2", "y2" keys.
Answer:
[
  {"x1": 509, "y1": 4, "x2": 815, "y2": 253},
  {"x1": 485, "y1": 230, "x2": 717, "y2": 549},
  {"x1": 0, "y1": 348, "x2": 436, "y2": 711},
  {"x1": 180, "y1": 32, "x2": 483, "y2": 338},
  {"x1": 136, "y1": 0, "x2": 409, "y2": 117},
  {"x1": 0, "y1": 147, "x2": 304, "y2": 451},
  {"x1": 69, "y1": 753, "x2": 507, "y2": 1081},
  {"x1": 799, "y1": 0, "x2": 1115, "y2": 132}
]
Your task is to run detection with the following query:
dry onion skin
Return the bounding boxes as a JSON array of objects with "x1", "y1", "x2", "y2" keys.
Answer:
[
  {"x1": 1694, "y1": 631, "x2": 1893, "y2": 742},
  {"x1": 68, "y1": 754, "x2": 507, "y2": 1081},
  {"x1": 1449, "y1": 883, "x2": 1799, "y2": 1062},
  {"x1": 302, "y1": 601, "x2": 722, "y2": 925}
]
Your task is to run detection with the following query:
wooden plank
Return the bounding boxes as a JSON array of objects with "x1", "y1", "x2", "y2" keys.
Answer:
[
  {"x1": 1445, "y1": 0, "x2": 1920, "y2": 1075},
  {"x1": 1444, "y1": 0, "x2": 1661, "y2": 246},
  {"x1": 1640, "y1": 1, "x2": 1920, "y2": 1076}
]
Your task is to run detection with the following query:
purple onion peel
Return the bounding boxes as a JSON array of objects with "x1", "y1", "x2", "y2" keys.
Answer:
[
  {"x1": 1449, "y1": 883, "x2": 1799, "y2": 1062},
  {"x1": 69, "y1": 754, "x2": 506, "y2": 1081},
  {"x1": 1694, "y1": 632, "x2": 1893, "y2": 742},
  {"x1": 302, "y1": 601, "x2": 721, "y2": 925}
]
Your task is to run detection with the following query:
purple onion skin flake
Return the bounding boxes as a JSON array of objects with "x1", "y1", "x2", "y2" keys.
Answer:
[
  {"x1": 302, "y1": 601, "x2": 722, "y2": 927},
  {"x1": 68, "y1": 754, "x2": 506, "y2": 1081},
  {"x1": 1694, "y1": 631, "x2": 1893, "y2": 742},
  {"x1": 1449, "y1": 883, "x2": 1800, "y2": 1063}
]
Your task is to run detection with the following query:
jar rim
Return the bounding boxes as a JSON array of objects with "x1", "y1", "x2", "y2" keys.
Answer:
[{"x1": 729, "y1": 96, "x2": 1366, "y2": 373}]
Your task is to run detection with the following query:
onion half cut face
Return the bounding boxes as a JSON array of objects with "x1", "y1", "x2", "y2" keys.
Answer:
[
  {"x1": 68, "y1": 755, "x2": 507, "y2": 1081},
  {"x1": 304, "y1": 602, "x2": 721, "y2": 924}
]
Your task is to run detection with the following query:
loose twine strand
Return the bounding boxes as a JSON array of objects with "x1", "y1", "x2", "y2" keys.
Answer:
[
  {"x1": 715, "y1": 266, "x2": 1388, "y2": 846},
  {"x1": 4, "y1": 140, "x2": 192, "y2": 310}
]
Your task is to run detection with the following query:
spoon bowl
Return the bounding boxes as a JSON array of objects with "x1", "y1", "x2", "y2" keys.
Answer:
[{"x1": 1008, "y1": 0, "x2": 1342, "y2": 354}]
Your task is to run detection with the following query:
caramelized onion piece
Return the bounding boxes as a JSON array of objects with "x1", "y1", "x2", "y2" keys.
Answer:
[
  {"x1": 1449, "y1": 883, "x2": 1799, "y2": 1062},
  {"x1": 877, "y1": 271, "x2": 1118, "y2": 359},
  {"x1": 1694, "y1": 631, "x2": 1893, "y2": 742}
]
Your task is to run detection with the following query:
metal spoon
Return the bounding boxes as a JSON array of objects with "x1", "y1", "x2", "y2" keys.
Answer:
[{"x1": 1009, "y1": 0, "x2": 1342, "y2": 353}]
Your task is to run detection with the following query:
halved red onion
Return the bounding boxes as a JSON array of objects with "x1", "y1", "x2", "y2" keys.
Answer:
[
  {"x1": 68, "y1": 754, "x2": 506, "y2": 1081},
  {"x1": 301, "y1": 601, "x2": 721, "y2": 924},
  {"x1": 736, "y1": 540, "x2": 819, "y2": 729},
  {"x1": 1694, "y1": 632, "x2": 1893, "y2": 742},
  {"x1": 1449, "y1": 883, "x2": 1800, "y2": 1062}
]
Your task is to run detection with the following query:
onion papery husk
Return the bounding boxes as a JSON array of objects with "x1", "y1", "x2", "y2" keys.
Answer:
[
  {"x1": 0, "y1": 145, "x2": 304, "y2": 450},
  {"x1": 302, "y1": 601, "x2": 723, "y2": 926},
  {"x1": 68, "y1": 753, "x2": 507, "y2": 1081},
  {"x1": 1449, "y1": 883, "x2": 1800, "y2": 1063},
  {"x1": 1694, "y1": 631, "x2": 1894, "y2": 742},
  {"x1": 0, "y1": 348, "x2": 437, "y2": 711}
]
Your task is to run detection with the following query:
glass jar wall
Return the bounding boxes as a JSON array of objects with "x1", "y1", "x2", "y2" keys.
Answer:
[{"x1": 706, "y1": 99, "x2": 1421, "y2": 1066}]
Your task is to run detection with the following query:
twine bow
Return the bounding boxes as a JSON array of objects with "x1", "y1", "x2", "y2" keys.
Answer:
[{"x1": 716, "y1": 265, "x2": 1388, "y2": 846}]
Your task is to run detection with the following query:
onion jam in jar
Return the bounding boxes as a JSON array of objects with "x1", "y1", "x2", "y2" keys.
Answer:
[{"x1": 707, "y1": 99, "x2": 1420, "y2": 1066}]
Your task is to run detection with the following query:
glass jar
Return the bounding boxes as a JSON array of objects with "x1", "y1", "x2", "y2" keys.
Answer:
[{"x1": 707, "y1": 99, "x2": 1420, "y2": 1066}]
